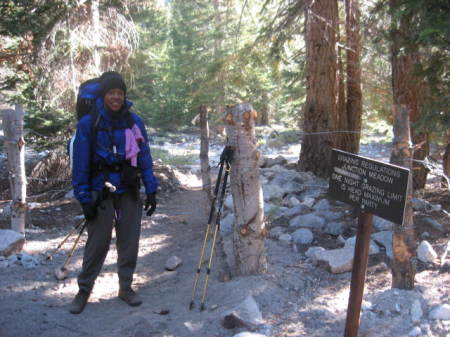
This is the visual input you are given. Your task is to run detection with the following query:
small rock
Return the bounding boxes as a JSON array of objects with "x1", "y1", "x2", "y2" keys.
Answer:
[
  {"x1": 324, "y1": 222, "x2": 345, "y2": 236},
  {"x1": 222, "y1": 296, "x2": 264, "y2": 329},
  {"x1": 344, "y1": 236, "x2": 380, "y2": 255},
  {"x1": 362, "y1": 301, "x2": 373, "y2": 311},
  {"x1": 337, "y1": 235, "x2": 346, "y2": 245},
  {"x1": 305, "y1": 246, "x2": 326, "y2": 262},
  {"x1": 313, "y1": 199, "x2": 330, "y2": 211},
  {"x1": 422, "y1": 217, "x2": 444, "y2": 232},
  {"x1": 233, "y1": 333, "x2": 267, "y2": 337},
  {"x1": 289, "y1": 197, "x2": 300, "y2": 206},
  {"x1": 289, "y1": 213, "x2": 325, "y2": 230},
  {"x1": 291, "y1": 228, "x2": 313, "y2": 245},
  {"x1": 410, "y1": 299, "x2": 423, "y2": 323},
  {"x1": 373, "y1": 216, "x2": 393, "y2": 231},
  {"x1": 417, "y1": 240, "x2": 437, "y2": 263},
  {"x1": 19, "y1": 253, "x2": 39, "y2": 269},
  {"x1": 165, "y1": 255, "x2": 182, "y2": 271},
  {"x1": 315, "y1": 247, "x2": 354, "y2": 273},
  {"x1": 183, "y1": 321, "x2": 204, "y2": 333},
  {"x1": 278, "y1": 234, "x2": 292, "y2": 244},
  {"x1": 281, "y1": 204, "x2": 311, "y2": 218},
  {"x1": 268, "y1": 227, "x2": 285, "y2": 239},
  {"x1": 412, "y1": 198, "x2": 431, "y2": 211},
  {"x1": 372, "y1": 231, "x2": 393, "y2": 258},
  {"x1": 408, "y1": 326, "x2": 421, "y2": 337},
  {"x1": 302, "y1": 197, "x2": 316, "y2": 208},
  {"x1": 429, "y1": 304, "x2": 450, "y2": 320}
]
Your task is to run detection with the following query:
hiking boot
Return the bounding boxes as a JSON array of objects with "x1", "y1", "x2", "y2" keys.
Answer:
[
  {"x1": 118, "y1": 288, "x2": 142, "y2": 307},
  {"x1": 69, "y1": 290, "x2": 90, "y2": 314}
]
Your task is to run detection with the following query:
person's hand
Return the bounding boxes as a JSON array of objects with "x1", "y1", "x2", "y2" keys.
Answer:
[
  {"x1": 82, "y1": 202, "x2": 98, "y2": 221},
  {"x1": 144, "y1": 192, "x2": 157, "y2": 217}
]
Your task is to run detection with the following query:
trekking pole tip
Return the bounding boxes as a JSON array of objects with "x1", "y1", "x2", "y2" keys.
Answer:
[
  {"x1": 189, "y1": 301, "x2": 195, "y2": 310},
  {"x1": 200, "y1": 303, "x2": 206, "y2": 311}
]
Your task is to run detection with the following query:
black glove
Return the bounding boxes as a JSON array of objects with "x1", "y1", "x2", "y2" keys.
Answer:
[
  {"x1": 220, "y1": 146, "x2": 234, "y2": 165},
  {"x1": 82, "y1": 202, "x2": 98, "y2": 221},
  {"x1": 144, "y1": 192, "x2": 157, "y2": 217}
]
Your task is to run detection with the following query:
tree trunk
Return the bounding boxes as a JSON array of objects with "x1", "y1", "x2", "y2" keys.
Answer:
[
  {"x1": 257, "y1": 92, "x2": 270, "y2": 125},
  {"x1": 390, "y1": 0, "x2": 416, "y2": 288},
  {"x1": 225, "y1": 103, "x2": 267, "y2": 275},
  {"x1": 91, "y1": 0, "x2": 101, "y2": 73},
  {"x1": 344, "y1": 0, "x2": 362, "y2": 154},
  {"x1": 336, "y1": 9, "x2": 347, "y2": 150},
  {"x1": 299, "y1": 0, "x2": 338, "y2": 177},
  {"x1": 2, "y1": 105, "x2": 27, "y2": 234},
  {"x1": 199, "y1": 105, "x2": 212, "y2": 202},
  {"x1": 443, "y1": 132, "x2": 450, "y2": 186}
]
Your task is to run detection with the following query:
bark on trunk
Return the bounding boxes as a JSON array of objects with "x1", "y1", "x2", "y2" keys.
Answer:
[
  {"x1": 2, "y1": 105, "x2": 27, "y2": 234},
  {"x1": 336, "y1": 12, "x2": 347, "y2": 150},
  {"x1": 225, "y1": 103, "x2": 267, "y2": 275},
  {"x1": 199, "y1": 105, "x2": 212, "y2": 202},
  {"x1": 344, "y1": 0, "x2": 362, "y2": 154},
  {"x1": 299, "y1": 0, "x2": 338, "y2": 177},
  {"x1": 390, "y1": 2, "x2": 416, "y2": 288},
  {"x1": 389, "y1": 105, "x2": 416, "y2": 289},
  {"x1": 443, "y1": 133, "x2": 450, "y2": 186}
]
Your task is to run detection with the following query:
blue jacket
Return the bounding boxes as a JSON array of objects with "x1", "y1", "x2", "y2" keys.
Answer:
[{"x1": 72, "y1": 98, "x2": 158, "y2": 204}]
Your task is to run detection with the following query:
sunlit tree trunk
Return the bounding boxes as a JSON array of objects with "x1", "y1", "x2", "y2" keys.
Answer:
[
  {"x1": 344, "y1": 0, "x2": 362, "y2": 154},
  {"x1": 91, "y1": 0, "x2": 102, "y2": 73},
  {"x1": 2, "y1": 105, "x2": 27, "y2": 235},
  {"x1": 299, "y1": 0, "x2": 338, "y2": 177},
  {"x1": 443, "y1": 132, "x2": 450, "y2": 186},
  {"x1": 199, "y1": 105, "x2": 212, "y2": 201},
  {"x1": 336, "y1": 8, "x2": 347, "y2": 150},
  {"x1": 225, "y1": 103, "x2": 267, "y2": 275},
  {"x1": 390, "y1": 0, "x2": 416, "y2": 289},
  {"x1": 213, "y1": 0, "x2": 225, "y2": 117}
]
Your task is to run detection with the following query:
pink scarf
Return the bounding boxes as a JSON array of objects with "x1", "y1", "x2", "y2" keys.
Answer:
[{"x1": 125, "y1": 124, "x2": 144, "y2": 167}]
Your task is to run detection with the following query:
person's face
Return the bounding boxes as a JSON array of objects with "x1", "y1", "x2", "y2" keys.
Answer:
[{"x1": 104, "y1": 88, "x2": 125, "y2": 112}]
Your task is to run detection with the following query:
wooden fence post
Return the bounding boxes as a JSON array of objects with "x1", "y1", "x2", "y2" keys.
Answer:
[
  {"x1": 2, "y1": 104, "x2": 27, "y2": 234},
  {"x1": 224, "y1": 103, "x2": 267, "y2": 275}
]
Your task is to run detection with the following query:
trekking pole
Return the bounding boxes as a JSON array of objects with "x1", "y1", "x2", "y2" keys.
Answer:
[
  {"x1": 54, "y1": 221, "x2": 87, "y2": 280},
  {"x1": 189, "y1": 160, "x2": 225, "y2": 310},
  {"x1": 46, "y1": 220, "x2": 85, "y2": 261},
  {"x1": 199, "y1": 160, "x2": 230, "y2": 311}
]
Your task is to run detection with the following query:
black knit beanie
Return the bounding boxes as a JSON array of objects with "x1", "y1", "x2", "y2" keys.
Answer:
[{"x1": 99, "y1": 71, "x2": 127, "y2": 97}]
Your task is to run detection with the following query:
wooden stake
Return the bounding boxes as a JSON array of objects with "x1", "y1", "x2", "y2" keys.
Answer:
[{"x1": 344, "y1": 211, "x2": 373, "y2": 337}]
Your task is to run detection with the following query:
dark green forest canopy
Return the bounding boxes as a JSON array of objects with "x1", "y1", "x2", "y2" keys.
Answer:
[{"x1": 0, "y1": 0, "x2": 448, "y2": 144}]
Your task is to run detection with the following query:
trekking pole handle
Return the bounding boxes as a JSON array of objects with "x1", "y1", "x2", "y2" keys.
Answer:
[{"x1": 105, "y1": 181, "x2": 116, "y2": 192}]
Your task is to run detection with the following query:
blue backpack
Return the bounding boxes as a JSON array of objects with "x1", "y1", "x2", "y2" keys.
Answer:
[{"x1": 68, "y1": 78, "x2": 102, "y2": 169}]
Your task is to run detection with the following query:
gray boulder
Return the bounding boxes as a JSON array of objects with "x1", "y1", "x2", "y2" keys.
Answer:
[
  {"x1": 373, "y1": 216, "x2": 394, "y2": 231},
  {"x1": 289, "y1": 213, "x2": 325, "y2": 230},
  {"x1": 0, "y1": 230, "x2": 25, "y2": 256},
  {"x1": 313, "y1": 199, "x2": 331, "y2": 211},
  {"x1": 263, "y1": 155, "x2": 287, "y2": 168},
  {"x1": 262, "y1": 184, "x2": 285, "y2": 202},
  {"x1": 372, "y1": 231, "x2": 393, "y2": 258},
  {"x1": 165, "y1": 255, "x2": 182, "y2": 271},
  {"x1": 305, "y1": 246, "x2": 326, "y2": 262},
  {"x1": 417, "y1": 240, "x2": 437, "y2": 263},
  {"x1": 222, "y1": 296, "x2": 264, "y2": 329},
  {"x1": 291, "y1": 228, "x2": 314, "y2": 245},
  {"x1": 429, "y1": 304, "x2": 450, "y2": 320},
  {"x1": 315, "y1": 247, "x2": 354, "y2": 273},
  {"x1": 324, "y1": 222, "x2": 345, "y2": 236},
  {"x1": 281, "y1": 204, "x2": 311, "y2": 219},
  {"x1": 345, "y1": 236, "x2": 380, "y2": 255}
]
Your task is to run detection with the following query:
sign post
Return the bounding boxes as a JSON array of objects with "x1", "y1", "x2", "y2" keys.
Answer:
[{"x1": 328, "y1": 149, "x2": 410, "y2": 337}]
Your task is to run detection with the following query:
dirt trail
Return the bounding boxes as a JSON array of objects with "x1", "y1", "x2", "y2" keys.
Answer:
[{"x1": 0, "y1": 188, "x2": 237, "y2": 337}]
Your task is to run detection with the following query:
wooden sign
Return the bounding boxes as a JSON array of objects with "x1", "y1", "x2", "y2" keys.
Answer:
[{"x1": 329, "y1": 149, "x2": 409, "y2": 225}]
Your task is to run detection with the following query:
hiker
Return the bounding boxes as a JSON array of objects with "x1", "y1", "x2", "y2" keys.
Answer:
[{"x1": 69, "y1": 71, "x2": 158, "y2": 314}]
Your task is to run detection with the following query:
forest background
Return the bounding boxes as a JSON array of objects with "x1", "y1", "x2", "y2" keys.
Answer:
[{"x1": 0, "y1": 0, "x2": 448, "y2": 179}]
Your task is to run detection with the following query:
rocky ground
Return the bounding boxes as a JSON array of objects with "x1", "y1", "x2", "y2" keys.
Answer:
[{"x1": 0, "y1": 132, "x2": 449, "y2": 337}]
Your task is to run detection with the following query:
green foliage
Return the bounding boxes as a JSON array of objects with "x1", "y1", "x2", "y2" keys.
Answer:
[{"x1": 151, "y1": 147, "x2": 197, "y2": 166}]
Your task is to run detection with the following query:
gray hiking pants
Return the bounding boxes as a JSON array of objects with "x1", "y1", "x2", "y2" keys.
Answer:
[{"x1": 78, "y1": 192, "x2": 142, "y2": 293}]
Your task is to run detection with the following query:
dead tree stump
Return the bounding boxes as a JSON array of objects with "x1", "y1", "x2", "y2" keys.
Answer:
[
  {"x1": 224, "y1": 103, "x2": 267, "y2": 275},
  {"x1": 2, "y1": 105, "x2": 27, "y2": 234},
  {"x1": 390, "y1": 104, "x2": 416, "y2": 289}
]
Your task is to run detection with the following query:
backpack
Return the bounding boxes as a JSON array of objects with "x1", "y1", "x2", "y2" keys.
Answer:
[{"x1": 68, "y1": 78, "x2": 104, "y2": 170}]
